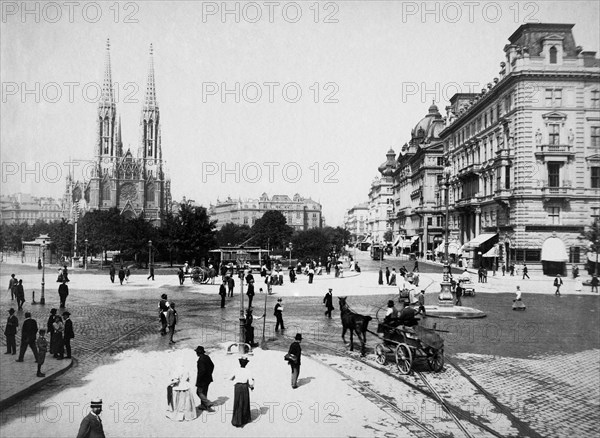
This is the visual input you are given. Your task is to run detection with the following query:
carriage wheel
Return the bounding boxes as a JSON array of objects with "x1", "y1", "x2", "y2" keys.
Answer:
[
  {"x1": 375, "y1": 344, "x2": 386, "y2": 365},
  {"x1": 428, "y1": 348, "x2": 444, "y2": 372},
  {"x1": 395, "y1": 343, "x2": 412, "y2": 375}
]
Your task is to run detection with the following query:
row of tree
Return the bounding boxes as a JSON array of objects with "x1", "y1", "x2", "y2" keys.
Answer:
[{"x1": 0, "y1": 206, "x2": 351, "y2": 266}]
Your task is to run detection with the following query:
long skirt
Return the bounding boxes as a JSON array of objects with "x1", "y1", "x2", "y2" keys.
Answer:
[
  {"x1": 512, "y1": 299, "x2": 526, "y2": 311},
  {"x1": 167, "y1": 387, "x2": 197, "y2": 421},
  {"x1": 51, "y1": 333, "x2": 64, "y2": 357},
  {"x1": 231, "y1": 383, "x2": 251, "y2": 427}
]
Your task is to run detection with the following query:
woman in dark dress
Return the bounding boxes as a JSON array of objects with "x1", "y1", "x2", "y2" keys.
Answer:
[{"x1": 230, "y1": 356, "x2": 254, "y2": 427}]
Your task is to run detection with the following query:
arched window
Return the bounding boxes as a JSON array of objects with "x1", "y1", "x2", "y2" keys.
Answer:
[
  {"x1": 549, "y1": 46, "x2": 557, "y2": 64},
  {"x1": 102, "y1": 183, "x2": 111, "y2": 201},
  {"x1": 147, "y1": 184, "x2": 155, "y2": 203}
]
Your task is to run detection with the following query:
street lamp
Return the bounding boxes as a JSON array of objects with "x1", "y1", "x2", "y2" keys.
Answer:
[
  {"x1": 40, "y1": 240, "x2": 46, "y2": 305},
  {"x1": 84, "y1": 239, "x2": 89, "y2": 270},
  {"x1": 237, "y1": 246, "x2": 247, "y2": 352},
  {"x1": 439, "y1": 163, "x2": 454, "y2": 305},
  {"x1": 148, "y1": 240, "x2": 153, "y2": 274},
  {"x1": 288, "y1": 242, "x2": 292, "y2": 267}
]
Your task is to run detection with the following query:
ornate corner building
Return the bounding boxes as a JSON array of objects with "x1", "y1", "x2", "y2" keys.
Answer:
[{"x1": 64, "y1": 40, "x2": 171, "y2": 225}]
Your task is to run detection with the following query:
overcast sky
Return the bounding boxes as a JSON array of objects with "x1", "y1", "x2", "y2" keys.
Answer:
[{"x1": 2, "y1": 1, "x2": 599, "y2": 225}]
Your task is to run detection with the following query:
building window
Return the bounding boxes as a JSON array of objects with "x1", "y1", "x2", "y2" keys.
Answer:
[
  {"x1": 549, "y1": 124, "x2": 560, "y2": 145},
  {"x1": 549, "y1": 46, "x2": 557, "y2": 64},
  {"x1": 545, "y1": 89, "x2": 562, "y2": 107},
  {"x1": 592, "y1": 127, "x2": 600, "y2": 147},
  {"x1": 548, "y1": 162, "x2": 561, "y2": 187},
  {"x1": 592, "y1": 90, "x2": 600, "y2": 108},
  {"x1": 569, "y1": 247, "x2": 580, "y2": 264},
  {"x1": 592, "y1": 167, "x2": 600, "y2": 188},
  {"x1": 549, "y1": 207, "x2": 560, "y2": 225}
]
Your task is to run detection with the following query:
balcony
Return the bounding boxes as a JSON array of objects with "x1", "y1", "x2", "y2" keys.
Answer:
[
  {"x1": 534, "y1": 144, "x2": 574, "y2": 161},
  {"x1": 541, "y1": 185, "x2": 572, "y2": 202},
  {"x1": 457, "y1": 163, "x2": 481, "y2": 178},
  {"x1": 410, "y1": 189, "x2": 422, "y2": 200}
]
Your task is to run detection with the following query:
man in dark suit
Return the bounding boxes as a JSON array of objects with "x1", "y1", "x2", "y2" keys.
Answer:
[
  {"x1": 219, "y1": 280, "x2": 227, "y2": 308},
  {"x1": 47, "y1": 308, "x2": 57, "y2": 355},
  {"x1": 109, "y1": 264, "x2": 116, "y2": 283},
  {"x1": 63, "y1": 311, "x2": 74, "y2": 359},
  {"x1": 16, "y1": 312, "x2": 38, "y2": 362},
  {"x1": 227, "y1": 276, "x2": 235, "y2": 297},
  {"x1": 195, "y1": 346, "x2": 215, "y2": 411},
  {"x1": 287, "y1": 333, "x2": 302, "y2": 389},
  {"x1": 58, "y1": 280, "x2": 69, "y2": 308},
  {"x1": 4, "y1": 308, "x2": 18, "y2": 354},
  {"x1": 76, "y1": 398, "x2": 105, "y2": 438},
  {"x1": 15, "y1": 280, "x2": 25, "y2": 311}
]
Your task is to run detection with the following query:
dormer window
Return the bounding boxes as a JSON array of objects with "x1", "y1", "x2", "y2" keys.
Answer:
[{"x1": 549, "y1": 46, "x2": 558, "y2": 64}]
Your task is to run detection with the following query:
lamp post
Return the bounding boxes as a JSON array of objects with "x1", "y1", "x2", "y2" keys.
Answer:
[
  {"x1": 148, "y1": 240, "x2": 152, "y2": 275},
  {"x1": 288, "y1": 242, "x2": 292, "y2": 267},
  {"x1": 40, "y1": 240, "x2": 46, "y2": 305},
  {"x1": 84, "y1": 239, "x2": 88, "y2": 270},
  {"x1": 439, "y1": 163, "x2": 454, "y2": 305},
  {"x1": 237, "y1": 247, "x2": 247, "y2": 352}
]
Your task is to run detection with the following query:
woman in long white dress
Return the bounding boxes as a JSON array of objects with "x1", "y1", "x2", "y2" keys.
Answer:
[{"x1": 166, "y1": 364, "x2": 198, "y2": 421}]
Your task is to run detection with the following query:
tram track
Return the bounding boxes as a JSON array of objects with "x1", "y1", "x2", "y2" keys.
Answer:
[{"x1": 289, "y1": 333, "x2": 540, "y2": 438}]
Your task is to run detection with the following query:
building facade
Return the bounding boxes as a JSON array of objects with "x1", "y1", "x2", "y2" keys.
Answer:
[
  {"x1": 209, "y1": 193, "x2": 323, "y2": 231},
  {"x1": 438, "y1": 23, "x2": 599, "y2": 273},
  {"x1": 1, "y1": 194, "x2": 66, "y2": 225},
  {"x1": 344, "y1": 202, "x2": 369, "y2": 245},
  {"x1": 366, "y1": 149, "x2": 396, "y2": 243},
  {"x1": 63, "y1": 40, "x2": 171, "y2": 225}
]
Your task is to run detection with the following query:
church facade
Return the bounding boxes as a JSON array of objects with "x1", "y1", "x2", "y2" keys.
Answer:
[{"x1": 64, "y1": 40, "x2": 171, "y2": 225}]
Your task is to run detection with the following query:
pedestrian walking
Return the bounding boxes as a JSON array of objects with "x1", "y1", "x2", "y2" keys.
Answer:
[
  {"x1": 385, "y1": 267, "x2": 391, "y2": 285},
  {"x1": 230, "y1": 356, "x2": 254, "y2": 427},
  {"x1": 323, "y1": 288, "x2": 334, "y2": 318},
  {"x1": 125, "y1": 267, "x2": 130, "y2": 283},
  {"x1": 148, "y1": 265, "x2": 155, "y2": 281},
  {"x1": 287, "y1": 333, "x2": 302, "y2": 389},
  {"x1": 501, "y1": 264, "x2": 506, "y2": 276},
  {"x1": 512, "y1": 286, "x2": 526, "y2": 310},
  {"x1": 219, "y1": 280, "x2": 227, "y2": 308},
  {"x1": 227, "y1": 276, "x2": 235, "y2": 297},
  {"x1": 178, "y1": 267, "x2": 185, "y2": 285},
  {"x1": 455, "y1": 283, "x2": 463, "y2": 306},
  {"x1": 289, "y1": 267, "x2": 296, "y2": 283},
  {"x1": 510, "y1": 263, "x2": 515, "y2": 276},
  {"x1": 58, "y1": 280, "x2": 69, "y2": 308},
  {"x1": 389, "y1": 268, "x2": 397, "y2": 286},
  {"x1": 109, "y1": 264, "x2": 116, "y2": 283},
  {"x1": 308, "y1": 266, "x2": 315, "y2": 284},
  {"x1": 52, "y1": 315, "x2": 65, "y2": 359},
  {"x1": 4, "y1": 308, "x2": 18, "y2": 355},
  {"x1": 15, "y1": 279, "x2": 25, "y2": 311},
  {"x1": 16, "y1": 312, "x2": 38, "y2": 363},
  {"x1": 118, "y1": 267, "x2": 125, "y2": 285},
  {"x1": 167, "y1": 302, "x2": 177, "y2": 344},
  {"x1": 47, "y1": 308, "x2": 57, "y2": 355},
  {"x1": 274, "y1": 298, "x2": 285, "y2": 331},
  {"x1": 76, "y1": 398, "x2": 105, "y2": 438},
  {"x1": 522, "y1": 264, "x2": 529, "y2": 279},
  {"x1": 36, "y1": 329, "x2": 48, "y2": 377},
  {"x1": 195, "y1": 346, "x2": 215, "y2": 411},
  {"x1": 159, "y1": 294, "x2": 169, "y2": 336},
  {"x1": 8, "y1": 274, "x2": 17, "y2": 300},
  {"x1": 591, "y1": 275, "x2": 599, "y2": 293},
  {"x1": 246, "y1": 280, "x2": 255, "y2": 308},
  {"x1": 572, "y1": 264, "x2": 579, "y2": 279},
  {"x1": 413, "y1": 260, "x2": 419, "y2": 272},
  {"x1": 166, "y1": 363, "x2": 197, "y2": 421},
  {"x1": 244, "y1": 308, "x2": 263, "y2": 347},
  {"x1": 554, "y1": 274, "x2": 563, "y2": 296},
  {"x1": 63, "y1": 311, "x2": 74, "y2": 358}
]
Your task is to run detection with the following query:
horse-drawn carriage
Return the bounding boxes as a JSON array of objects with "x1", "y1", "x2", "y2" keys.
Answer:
[{"x1": 189, "y1": 266, "x2": 216, "y2": 284}]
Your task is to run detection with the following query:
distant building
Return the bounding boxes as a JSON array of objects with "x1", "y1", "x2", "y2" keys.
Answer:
[
  {"x1": 0, "y1": 193, "x2": 66, "y2": 225},
  {"x1": 344, "y1": 203, "x2": 369, "y2": 245},
  {"x1": 209, "y1": 193, "x2": 322, "y2": 231},
  {"x1": 366, "y1": 149, "x2": 396, "y2": 243}
]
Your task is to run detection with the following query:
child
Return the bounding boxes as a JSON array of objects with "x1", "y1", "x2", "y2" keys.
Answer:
[{"x1": 36, "y1": 329, "x2": 48, "y2": 377}]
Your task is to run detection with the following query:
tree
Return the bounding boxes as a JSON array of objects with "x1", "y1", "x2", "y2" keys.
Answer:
[
  {"x1": 47, "y1": 219, "x2": 74, "y2": 258},
  {"x1": 581, "y1": 219, "x2": 600, "y2": 275},
  {"x1": 216, "y1": 223, "x2": 251, "y2": 247},
  {"x1": 249, "y1": 211, "x2": 293, "y2": 252},
  {"x1": 170, "y1": 202, "x2": 218, "y2": 263},
  {"x1": 383, "y1": 230, "x2": 394, "y2": 242},
  {"x1": 291, "y1": 226, "x2": 351, "y2": 262}
]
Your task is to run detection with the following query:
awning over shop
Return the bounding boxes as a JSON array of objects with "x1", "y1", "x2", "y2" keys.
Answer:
[
  {"x1": 411, "y1": 235, "x2": 420, "y2": 244},
  {"x1": 541, "y1": 237, "x2": 568, "y2": 262},
  {"x1": 463, "y1": 233, "x2": 497, "y2": 251},
  {"x1": 588, "y1": 252, "x2": 599, "y2": 263},
  {"x1": 434, "y1": 241, "x2": 461, "y2": 254},
  {"x1": 393, "y1": 236, "x2": 401, "y2": 246},
  {"x1": 482, "y1": 245, "x2": 499, "y2": 258}
]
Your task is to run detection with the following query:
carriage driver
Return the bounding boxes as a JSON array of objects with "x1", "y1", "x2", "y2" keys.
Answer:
[
  {"x1": 383, "y1": 300, "x2": 398, "y2": 326},
  {"x1": 397, "y1": 301, "x2": 420, "y2": 327}
]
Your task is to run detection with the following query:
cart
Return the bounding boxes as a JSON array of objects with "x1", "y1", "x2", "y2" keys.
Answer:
[
  {"x1": 459, "y1": 278, "x2": 475, "y2": 296},
  {"x1": 373, "y1": 317, "x2": 444, "y2": 375}
]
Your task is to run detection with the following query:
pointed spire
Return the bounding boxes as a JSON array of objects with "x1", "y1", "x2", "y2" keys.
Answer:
[
  {"x1": 116, "y1": 115, "x2": 123, "y2": 156},
  {"x1": 144, "y1": 43, "x2": 158, "y2": 109},
  {"x1": 100, "y1": 38, "x2": 114, "y2": 107}
]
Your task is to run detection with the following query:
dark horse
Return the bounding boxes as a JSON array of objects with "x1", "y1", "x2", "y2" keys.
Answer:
[{"x1": 339, "y1": 297, "x2": 372, "y2": 356}]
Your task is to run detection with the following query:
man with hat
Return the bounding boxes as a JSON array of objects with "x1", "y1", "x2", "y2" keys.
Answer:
[
  {"x1": 4, "y1": 308, "x2": 18, "y2": 355},
  {"x1": 8, "y1": 273, "x2": 17, "y2": 300},
  {"x1": 383, "y1": 300, "x2": 398, "y2": 326},
  {"x1": 323, "y1": 288, "x2": 334, "y2": 318},
  {"x1": 274, "y1": 298, "x2": 284, "y2": 332},
  {"x1": 63, "y1": 311, "x2": 74, "y2": 359},
  {"x1": 287, "y1": 333, "x2": 302, "y2": 389},
  {"x1": 16, "y1": 312, "x2": 38, "y2": 363},
  {"x1": 76, "y1": 398, "x2": 105, "y2": 438},
  {"x1": 158, "y1": 294, "x2": 169, "y2": 336},
  {"x1": 195, "y1": 346, "x2": 215, "y2": 411},
  {"x1": 58, "y1": 279, "x2": 69, "y2": 308}
]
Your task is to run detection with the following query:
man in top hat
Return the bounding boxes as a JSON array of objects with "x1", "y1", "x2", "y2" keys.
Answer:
[
  {"x1": 4, "y1": 308, "x2": 18, "y2": 354},
  {"x1": 195, "y1": 346, "x2": 215, "y2": 411},
  {"x1": 77, "y1": 398, "x2": 105, "y2": 438},
  {"x1": 287, "y1": 333, "x2": 302, "y2": 389},
  {"x1": 63, "y1": 311, "x2": 74, "y2": 359},
  {"x1": 274, "y1": 298, "x2": 284, "y2": 332},
  {"x1": 323, "y1": 289, "x2": 334, "y2": 318}
]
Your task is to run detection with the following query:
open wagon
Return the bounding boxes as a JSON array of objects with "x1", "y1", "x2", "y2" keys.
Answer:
[{"x1": 373, "y1": 319, "x2": 444, "y2": 375}]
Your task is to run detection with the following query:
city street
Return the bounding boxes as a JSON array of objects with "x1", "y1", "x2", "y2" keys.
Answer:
[{"x1": 0, "y1": 253, "x2": 598, "y2": 437}]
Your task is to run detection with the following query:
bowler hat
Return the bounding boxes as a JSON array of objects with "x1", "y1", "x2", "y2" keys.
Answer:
[
  {"x1": 295, "y1": 333, "x2": 303, "y2": 341},
  {"x1": 387, "y1": 300, "x2": 395, "y2": 306},
  {"x1": 62, "y1": 311, "x2": 71, "y2": 317},
  {"x1": 195, "y1": 346, "x2": 205, "y2": 354},
  {"x1": 8, "y1": 308, "x2": 15, "y2": 314},
  {"x1": 161, "y1": 294, "x2": 167, "y2": 299}
]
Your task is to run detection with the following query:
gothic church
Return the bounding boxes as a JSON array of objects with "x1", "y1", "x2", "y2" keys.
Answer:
[{"x1": 64, "y1": 40, "x2": 171, "y2": 225}]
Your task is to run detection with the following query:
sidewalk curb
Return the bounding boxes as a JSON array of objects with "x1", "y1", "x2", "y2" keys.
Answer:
[{"x1": 0, "y1": 358, "x2": 73, "y2": 412}]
